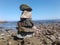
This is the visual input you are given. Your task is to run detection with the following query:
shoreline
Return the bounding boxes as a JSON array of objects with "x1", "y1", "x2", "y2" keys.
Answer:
[{"x1": 0, "y1": 23, "x2": 60, "y2": 45}]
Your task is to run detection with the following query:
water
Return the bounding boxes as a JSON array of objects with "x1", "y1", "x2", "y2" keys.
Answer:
[
  {"x1": 0, "y1": 21, "x2": 17, "y2": 30},
  {"x1": 0, "y1": 22, "x2": 17, "y2": 28},
  {"x1": 0, "y1": 20, "x2": 60, "y2": 30}
]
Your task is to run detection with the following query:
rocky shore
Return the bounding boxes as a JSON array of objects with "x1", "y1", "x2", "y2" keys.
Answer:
[{"x1": 0, "y1": 23, "x2": 60, "y2": 45}]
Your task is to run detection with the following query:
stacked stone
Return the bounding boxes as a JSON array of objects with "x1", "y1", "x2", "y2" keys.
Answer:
[{"x1": 16, "y1": 4, "x2": 34, "y2": 39}]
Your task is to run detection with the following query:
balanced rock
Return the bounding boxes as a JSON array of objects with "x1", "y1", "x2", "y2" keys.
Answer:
[{"x1": 20, "y1": 4, "x2": 32, "y2": 11}]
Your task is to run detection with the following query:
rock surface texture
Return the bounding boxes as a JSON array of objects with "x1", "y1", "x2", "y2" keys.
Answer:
[{"x1": 0, "y1": 23, "x2": 60, "y2": 45}]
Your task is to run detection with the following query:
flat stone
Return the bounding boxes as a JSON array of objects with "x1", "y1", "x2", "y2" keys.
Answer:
[{"x1": 16, "y1": 33, "x2": 34, "y2": 39}]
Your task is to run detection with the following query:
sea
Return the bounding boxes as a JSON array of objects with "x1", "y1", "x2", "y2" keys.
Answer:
[{"x1": 0, "y1": 20, "x2": 60, "y2": 30}]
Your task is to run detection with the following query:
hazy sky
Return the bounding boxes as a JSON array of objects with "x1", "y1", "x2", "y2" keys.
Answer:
[{"x1": 0, "y1": 0, "x2": 60, "y2": 21}]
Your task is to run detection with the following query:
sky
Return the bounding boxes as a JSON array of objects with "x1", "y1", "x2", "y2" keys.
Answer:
[{"x1": 0, "y1": 0, "x2": 60, "y2": 21}]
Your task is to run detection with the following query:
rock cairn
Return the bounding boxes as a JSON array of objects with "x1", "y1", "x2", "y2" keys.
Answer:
[
  {"x1": 0, "y1": 4, "x2": 60, "y2": 45},
  {"x1": 16, "y1": 4, "x2": 35, "y2": 38}
]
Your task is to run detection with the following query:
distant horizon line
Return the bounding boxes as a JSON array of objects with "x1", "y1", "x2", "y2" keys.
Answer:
[{"x1": 0, "y1": 19, "x2": 60, "y2": 22}]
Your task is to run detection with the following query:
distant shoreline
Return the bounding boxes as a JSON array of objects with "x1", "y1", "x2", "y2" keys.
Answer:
[{"x1": 0, "y1": 21, "x2": 7, "y2": 23}]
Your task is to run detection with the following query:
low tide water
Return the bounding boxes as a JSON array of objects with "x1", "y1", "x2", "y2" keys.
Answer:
[{"x1": 0, "y1": 20, "x2": 60, "y2": 30}]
